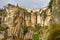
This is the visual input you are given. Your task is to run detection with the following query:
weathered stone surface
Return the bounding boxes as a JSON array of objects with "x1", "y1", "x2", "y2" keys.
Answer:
[
  {"x1": 0, "y1": 4, "x2": 51, "y2": 40},
  {"x1": 52, "y1": 0, "x2": 60, "y2": 23}
]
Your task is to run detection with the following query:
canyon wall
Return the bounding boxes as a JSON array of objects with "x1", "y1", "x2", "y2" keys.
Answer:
[
  {"x1": 0, "y1": 4, "x2": 51, "y2": 40},
  {"x1": 52, "y1": 0, "x2": 60, "y2": 23}
]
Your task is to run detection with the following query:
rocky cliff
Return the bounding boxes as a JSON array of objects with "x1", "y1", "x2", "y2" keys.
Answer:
[
  {"x1": 52, "y1": 0, "x2": 60, "y2": 23},
  {"x1": 0, "y1": 4, "x2": 51, "y2": 40}
]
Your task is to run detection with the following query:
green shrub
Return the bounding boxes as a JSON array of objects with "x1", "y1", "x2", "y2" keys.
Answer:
[
  {"x1": 0, "y1": 26, "x2": 9, "y2": 31},
  {"x1": 34, "y1": 24, "x2": 41, "y2": 32},
  {"x1": 48, "y1": 0, "x2": 53, "y2": 12},
  {"x1": 0, "y1": 11, "x2": 2, "y2": 16},
  {"x1": 48, "y1": 23, "x2": 60, "y2": 40},
  {"x1": 32, "y1": 33, "x2": 39, "y2": 40},
  {"x1": 23, "y1": 25, "x2": 28, "y2": 35}
]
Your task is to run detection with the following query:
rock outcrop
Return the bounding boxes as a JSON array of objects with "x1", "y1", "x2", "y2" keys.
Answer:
[
  {"x1": 52, "y1": 0, "x2": 60, "y2": 23},
  {"x1": 0, "y1": 4, "x2": 51, "y2": 40}
]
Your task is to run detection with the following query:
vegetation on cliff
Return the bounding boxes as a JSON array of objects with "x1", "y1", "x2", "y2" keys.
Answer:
[
  {"x1": 48, "y1": 0, "x2": 53, "y2": 12},
  {"x1": 0, "y1": 1, "x2": 60, "y2": 40},
  {"x1": 48, "y1": 23, "x2": 60, "y2": 40}
]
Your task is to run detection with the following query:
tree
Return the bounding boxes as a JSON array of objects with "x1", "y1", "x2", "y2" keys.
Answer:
[{"x1": 48, "y1": 0, "x2": 53, "y2": 12}]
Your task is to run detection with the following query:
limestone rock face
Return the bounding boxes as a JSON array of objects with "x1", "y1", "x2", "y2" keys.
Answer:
[
  {"x1": 52, "y1": 0, "x2": 60, "y2": 23},
  {"x1": 3, "y1": 4, "x2": 29, "y2": 39},
  {"x1": 0, "y1": 4, "x2": 51, "y2": 40},
  {"x1": 3, "y1": 4, "x2": 51, "y2": 27},
  {"x1": 30, "y1": 7, "x2": 51, "y2": 27}
]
